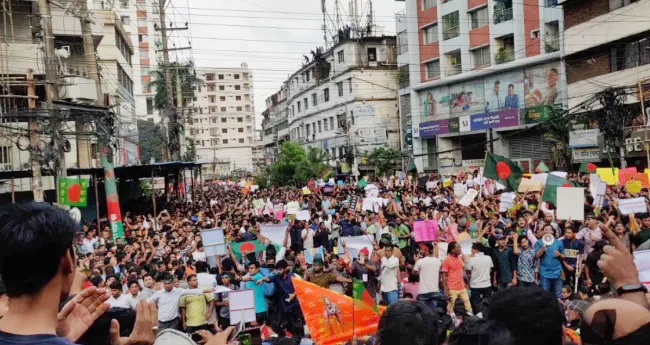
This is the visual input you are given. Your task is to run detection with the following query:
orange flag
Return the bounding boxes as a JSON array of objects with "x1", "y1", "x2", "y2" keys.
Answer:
[{"x1": 292, "y1": 277, "x2": 385, "y2": 345}]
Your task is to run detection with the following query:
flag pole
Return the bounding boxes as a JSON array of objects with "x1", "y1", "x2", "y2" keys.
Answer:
[{"x1": 479, "y1": 151, "x2": 488, "y2": 200}]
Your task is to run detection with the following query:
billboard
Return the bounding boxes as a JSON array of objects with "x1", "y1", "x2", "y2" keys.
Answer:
[
  {"x1": 422, "y1": 85, "x2": 451, "y2": 118},
  {"x1": 450, "y1": 79, "x2": 486, "y2": 116},
  {"x1": 483, "y1": 70, "x2": 525, "y2": 112},
  {"x1": 523, "y1": 62, "x2": 562, "y2": 108}
]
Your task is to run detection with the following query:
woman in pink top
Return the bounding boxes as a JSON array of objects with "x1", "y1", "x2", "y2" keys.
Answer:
[{"x1": 402, "y1": 268, "x2": 420, "y2": 299}]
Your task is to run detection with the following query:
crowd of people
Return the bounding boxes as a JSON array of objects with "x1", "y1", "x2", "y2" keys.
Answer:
[{"x1": 0, "y1": 170, "x2": 649, "y2": 345}]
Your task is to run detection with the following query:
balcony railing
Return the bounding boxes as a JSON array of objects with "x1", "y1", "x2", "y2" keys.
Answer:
[
  {"x1": 494, "y1": 7, "x2": 513, "y2": 24},
  {"x1": 446, "y1": 65, "x2": 462, "y2": 76},
  {"x1": 443, "y1": 26, "x2": 460, "y2": 40},
  {"x1": 544, "y1": 38, "x2": 560, "y2": 53},
  {"x1": 495, "y1": 48, "x2": 515, "y2": 64}
]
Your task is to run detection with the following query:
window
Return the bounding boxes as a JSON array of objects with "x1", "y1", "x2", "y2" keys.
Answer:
[
  {"x1": 235, "y1": 96, "x2": 241, "y2": 101},
  {"x1": 324, "y1": 119, "x2": 328, "y2": 131},
  {"x1": 472, "y1": 46, "x2": 490, "y2": 67},
  {"x1": 146, "y1": 98, "x2": 154, "y2": 115},
  {"x1": 138, "y1": 34, "x2": 145, "y2": 42},
  {"x1": 220, "y1": 96, "x2": 226, "y2": 101},
  {"x1": 206, "y1": 73, "x2": 215, "y2": 81},
  {"x1": 209, "y1": 95, "x2": 216, "y2": 103},
  {"x1": 237, "y1": 106, "x2": 243, "y2": 111},
  {"x1": 470, "y1": 7, "x2": 489, "y2": 29},
  {"x1": 297, "y1": 101, "x2": 301, "y2": 113},
  {"x1": 152, "y1": 1, "x2": 158, "y2": 14},
  {"x1": 119, "y1": 0, "x2": 128, "y2": 8},
  {"x1": 609, "y1": 0, "x2": 637, "y2": 10},
  {"x1": 306, "y1": 70, "x2": 310, "y2": 82},
  {"x1": 234, "y1": 74, "x2": 240, "y2": 79},
  {"x1": 331, "y1": 148, "x2": 336, "y2": 159},
  {"x1": 235, "y1": 85, "x2": 241, "y2": 90},
  {"x1": 207, "y1": 84, "x2": 216, "y2": 92},
  {"x1": 612, "y1": 37, "x2": 650, "y2": 71},
  {"x1": 425, "y1": 60, "x2": 440, "y2": 79},
  {"x1": 424, "y1": 24, "x2": 439, "y2": 44},
  {"x1": 239, "y1": 138, "x2": 245, "y2": 143},
  {"x1": 121, "y1": 16, "x2": 130, "y2": 25},
  {"x1": 137, "y1": 17, "x2": 146, "y2": 28},
  {"x1": 348, "y1": 78, "x2": 353, "y2": 93},
  {"x1": 443, "y1": 12, "x2": 460, "y2": 40},
  {"x1": 338, "y1": 50, "x2": 345, "y2": 63},
  {"x1": 223, "y1": 139, "x2": 228, "y2": 144},
  {"x1": 221, "y1": 107, "x2": 226, "y2": 112},
  {"x1": 222, "y1": 128, "x2": 227, "y2": 133},
  {"x1": 397, "y1": 31, "x2": 409, "y2": 54},
  {"x1": 312, "y1": 93, "x2": 317, "y2": 106},
  {"x1": 219, "y1": 85, "x2": 225, "y2": 90},
  {"x1": 330, "y1": 117, "x2": 334, "y2": 129},
  {"x1": 218, "y1": 74, "x2": 224, "y2": 80},
  {"x1": 368, "y1": 48, "x2": 377, "y2": 62},
  {"x1": 531, "y1": 29, "x2": 540, "y2": 39},
  {"x1": 210, "y1": 107, "x2": 216, "y2": 113},
  {"x1": 304, "y1": 98, "x2": 309, "y2": 110},
  {"x1": 306, "y1": 124, "x2": 311, "y2": 136},
  {"x1": 292, "y1": 105, "x2": 295, "y2": 116},
  {"x1": 238, "y1": 128, "x2": 244, "y2": 133},
  {"x1": 115, "y1": 29, "x2": 132, "y2": 66},
  {"x1": 337, "y1": 82, "x2": 343, "y2": 96},
  {"x1": 339, "y1": 147, "x2": 345, "y2": 158},
  {"x1": 237, "y1": 117, "x2": 243, "y2": 122},
  {"x1": 221, "y1": 118, "x2": 227, "y2": 123},
  {"x1": 116, "y1": 63, "x2": 133, "y2": 96},
  {"x1": 318, "y1": 121, "x2": 322, "y2": 132},
  {"x1": 423, "y1": 0, "x2": 435, "y2": 10},
  {"x1": 323, "y1": 88, "x2": 330, "y2": 102}
]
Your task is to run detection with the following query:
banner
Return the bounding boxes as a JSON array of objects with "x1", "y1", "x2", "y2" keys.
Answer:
[
  {"x1": 57, "y1": 177, "x2": 89, "y2": 207},
  {"x1": 292, "y1": 278, "x2": 385, "y2": 345},
  {"x1": 337, "y1": 235, "x2": 374, "y2": 259}
]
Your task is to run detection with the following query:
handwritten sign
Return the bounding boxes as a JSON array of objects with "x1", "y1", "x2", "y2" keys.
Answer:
[
  {"x1": 457, "y1": 189, "x2": 478, "y2": 207},
  {"x1": 518, "y1": 178, "x2": 543, "y2": 192},
  {"x1": 413, "y1": 220, "x2": 437, "y2": 242},
  {"x1": 618, "y1": 197, "x2": 648, "y2": 215}
]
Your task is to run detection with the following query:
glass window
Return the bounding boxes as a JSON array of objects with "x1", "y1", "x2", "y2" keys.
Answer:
[
  {"x1": 304, "y1": 98, "x2": 309, "y2": 110},
  {"x1": 238, "y1": 128, "x2": 244, "y2": 133},
  {"x1": 312, "y1": 93, "x2": 317, "y2": 106},
  {"x1": 337, "y1": 82, "x2": 343, "y2": 97},
  {"x1": 323, "y1": 88, "x2": 330, "y2": 102},
  {"x1": 318, "y1": 121, "x2": 322, "y2": 132},
  {"x1": 443, "y1": 12, "x2": 460, "y2": 40},
  {"x1": 423, "y1": 0, "x2": 435, "y2": 10},
  {"x1": 397, "y1": 31, "x2": 409, "y2": 54},
  {"x1": 146, "y1": 98, "x2": 153, "y2": 115},
  {"x1": 425, "y1": 60, "x2": 440, "y2": 79},
  {"x1": 472, "y1": 46, "x2": 491, "y2": 68},
  {"x1": 424, "y1": 24, "x2": 438, "y2": 45},
  {"x1": 470, "y1": 7, "x2": 489, "y2": 29},
  {"x1": 338, "y1": 50, "x2": 345, "y2": 63},
  {"x1": 221, "y1": 118, "x2": 227, "y2": 123}
]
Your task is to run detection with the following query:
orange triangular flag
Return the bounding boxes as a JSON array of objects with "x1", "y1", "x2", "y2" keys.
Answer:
[{"x1": 292, "y1": 277, "x2": 385, "y2": 345}]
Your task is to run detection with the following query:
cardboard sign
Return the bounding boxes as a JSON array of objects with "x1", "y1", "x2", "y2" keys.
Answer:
[
  {"x1": 518, "y1": 178, "x2": 543, "y2": 192},
  {"x1": 619, "y1": 167, "x2": 638, "y2": 186},
  {"x1": 499, "y1": 193, "x2": 516, "y2": 212},
  {"x1": 618, "y1": 197, "x2": 648, "y2": 215},
  {"x1": 596, "y1": 168, "x2": 619, "y2": 186},
  {"x1": 626, "y1": 180, "x2": 643, "y2": 194},
  {"x1": 413, "y1": 220, "x2": 437, "y2": 242},
  {"x1": 626, "y1": 173, "x2": 650, "y2": 187},
  {"x1": 458, "y1": 189, "x2": 478, "y2": 207},
  {"x1": 556, "y1": 187, "x2": 585, "y2": 221},
  {"x1": 454, "y1": 183, "x2": 467, "y2": 197}
]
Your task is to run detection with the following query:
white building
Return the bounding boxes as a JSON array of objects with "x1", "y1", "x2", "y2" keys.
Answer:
[
  {"x1": 190, "y1": 64, "x2": 256, "y2": 177},
  {"x1": 279, "y1": 37, "x2": 400, "y2": 174}
]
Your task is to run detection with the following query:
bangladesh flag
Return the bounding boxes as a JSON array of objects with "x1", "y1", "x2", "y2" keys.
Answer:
[
  {"x1": 541, "y1": 174, "x2": 576, "y2": 205},
  {"x1": 357, "y1": 177, "x2": 368, "y2": 188},
  {"x1": 483, "y1": 153, "x2": 523, "y2": 191},
  {"x1": 231, "y1": 240, "x2": 267, "y2": 259},
  {"x1": 579, "y1": 162, "x2": 598, "y2": 174},
  {"x1": 407, "y1": 157, "x2": 417, "y2": 172},
  {"x1": 352, "y1": 278, "x2": 378, "y2": 314},
  {"x1": 58, "y1": 177, "x2": 89, "y2": 207},
  {"x1": 535, "y1": 161, "x2": 550, "y2": 173}
]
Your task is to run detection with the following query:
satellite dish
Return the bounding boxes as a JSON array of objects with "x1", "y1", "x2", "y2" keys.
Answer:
[
  {"x1": 542, "y1": 234, "x2": 555, "y2": 246},
  {"x1": 69, "y1": 207, "x2": 81, "y2": 224}
]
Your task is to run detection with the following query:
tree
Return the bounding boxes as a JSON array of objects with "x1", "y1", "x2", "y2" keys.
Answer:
[
  {"x1": 182, "y1": 138, "x2": 196, "y2": 162},
  {"x1": 296, "y1": 147, "x2": 331, "y2": 183},
  {"x1": 254, "y1": 170, "x2": 270, "y2": 190},
  {"x1": 366, "y1": 147, "x2": 401, "y2": 176},
  {"x1": 137, "y1": 120, "x2": 166, "y2": 163},
  {"x1": 270, "y1": 141, "x2": 306, "y2": 186}
]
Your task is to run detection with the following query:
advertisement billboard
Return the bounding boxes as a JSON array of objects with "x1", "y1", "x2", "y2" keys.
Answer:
[
  {"x1": 483, "y1": 70, "x2": 525, "y2": 112},
  {"x1": 450, "y1": 79, "x2": 486, "y2": 116},
  {"x1": 523, "y1": 62, "x2": 562, "y2": 108},
  {"x1": 422, "y1": 85, "x2": 451, "y2": 118},
  {"x1": 470, "y1": 109, "x2": 519, "y2": 130},
  {"x1": 419, "y1": 119, "x2": 451, "y2": 138}
]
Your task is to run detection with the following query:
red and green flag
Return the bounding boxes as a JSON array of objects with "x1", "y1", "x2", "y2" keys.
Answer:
[
  {"x1": 352, "y1": 278, "x2": 378, "y2": 314},
  {"x1": 579, "y1": 162, "x2": 598, "y2": 174},
  {"x1": 57, "y1": 177, "x2": 89, "y2": 207},
  {"x1": 535, "y1": 161, "x2": 550, "y2": 173},
  {"x1": 541, "y1": 174, "x2": 576, "y2": 205},
  {"x1": 483, "y1": 153, "x2": 523, "y2": 191},
  {"x1": 231, "y1": 240, "x2": 267, "y2": 258}
]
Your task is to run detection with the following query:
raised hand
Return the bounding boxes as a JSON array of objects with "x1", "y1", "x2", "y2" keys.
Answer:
[
  {"x1": 109, "y1": 300, "x2": 158, "y2": 345},
  {"x1": 56, "y1": 286, "x2": 110, "y2": 342}
]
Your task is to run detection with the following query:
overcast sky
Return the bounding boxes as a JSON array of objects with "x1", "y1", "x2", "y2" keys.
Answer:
[{"x1": 169, "y1": 0, "x2": 404, "y2": 131}]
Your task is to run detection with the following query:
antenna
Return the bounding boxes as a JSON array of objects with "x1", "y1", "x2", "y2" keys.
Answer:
[{"x1": 322, "y1": 0, "x2": 329, "y2": 49}]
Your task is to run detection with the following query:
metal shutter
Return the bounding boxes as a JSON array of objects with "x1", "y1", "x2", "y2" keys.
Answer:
[{"x1": 509, "y1": 131, "x2": 553, "y2": 160}]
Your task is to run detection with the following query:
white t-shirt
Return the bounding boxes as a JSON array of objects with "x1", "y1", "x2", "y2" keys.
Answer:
[
  {"x1": 107, "y1": 294, "x2": 136, "y2": 310},
  {"x1": 465, "y1": 253, "x2": 494, "y2": 289},
  {"x1": 302, "y1": 228, "x2": 315, "y2": 249},
  {"x1": 413, "y1": 256, "x2": 442, "y2": 294}
]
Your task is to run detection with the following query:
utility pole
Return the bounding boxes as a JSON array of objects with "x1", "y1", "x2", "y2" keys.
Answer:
[
  {"x1": 38, "y1": 0, "x2": 66, "y2": 204},
  {"x1": 27, "y1": 69, "x2": 43, "y2": 202},
  {"x1": 176, "y1": 72, "x2": 184, "y2": 160},
  {"x1": 78, "y1": 0, "x2": 124, "y2": 239}
]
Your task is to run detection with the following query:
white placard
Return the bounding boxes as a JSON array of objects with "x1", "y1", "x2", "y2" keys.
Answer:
[
  {"x1": 337, "y1": 235, "x2": 374, "y2": 259},
  {"x1": 361, "y1": 197, "x2": 383, "y2": 212},
  {"x1": 425, "y1": 181, "x2": 435, "y2": 191},
  {"x1": 457, "y1": 189, "x2": 478, "y2": 207},
  {"x1": 499, "y1": 193, "x2": 516, "y2": 212},
  {"x1": 589, "y1": 174, "x2": 601, "y2": 197},
  {"x1": 286, "y1": 201, "x2": 300, "y2": 215},
  {"x1": 634, "y1": 250, "x2": 650, "y2": 286},
  {"x1": 437, "y1": 242, "x2": 448, "y2": 261},
  {"x1": 229, "y1": 289, "x2": 257, "y2": 324},
  {"x1": 296, "y1": 210, "x2": 311, "y2": 221},
  {"x1": 454, "y1": 183, "x2": 467, "y2": 197},
  {"x1": 618, "y1": 197, "x2": 648, "y2": 215},
  {"x1": 201, "y1": 228, "x2": 226, "y2": 256},
  {"x1": 459, "y1": 115, "x2": 471, "y2": 132},
  {"x1": 551, "y1": 171, "x2": 568, "y2": 179},
  {"x1": 531, "y1": 173, "x2": 548, "y2": 185},
  {"x1": 459, "y1": 240, "x2": 473, "y2": 256},
  {"x1": 593, "y1": 181, "x2": 608, "y2": 208},
  {"x1": 260, "y1": 224, "x2": 290, "y2": 247},
  {"x1": 556, "y1": 187, "x2": 585, "y2": 221}
]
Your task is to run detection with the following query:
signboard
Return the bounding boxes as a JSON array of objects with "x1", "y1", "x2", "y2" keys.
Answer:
[
  {"x1": 462, "y1": 159, "x2": 484, "y2": 167},
  {"x1": 356, "y1": 127, "x2": 388, "y2": 145},
  {"x1": 572, "y1": 148, "x2": 601, "y2": 163},
  {"x1": 351, "y1": 104, "x2": 375, "y2": 117},
  {"x1": 419, "y1": 119, "x2": 450, "y2": 138},
  {"x1": 569, "y1": 129, "x2": 599, "y2": 148},
  {"x1": 440, "y1": 157, "x2": 454, "y2": 167},
  {"x1": 469, "y1": 108, "x2": 519, "y2": 130},
  {"x1": 520, "y1": 104, "x2": 562, "y2": 124}
]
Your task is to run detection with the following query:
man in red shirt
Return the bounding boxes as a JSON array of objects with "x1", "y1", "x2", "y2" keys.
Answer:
[{"x1": 441, "y1": 241, "x2": 472, "y2": 314}]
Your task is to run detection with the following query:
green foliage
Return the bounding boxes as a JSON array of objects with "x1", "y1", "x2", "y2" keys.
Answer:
[
  {"x1": 137, "y1": 120, "x2": 165, "y2": 163},
  {"x1": 296, "y1": 147, "x2": 331, "y2": 183},
  {"x1": 366, "y1": 147, "x2": 401, "y2": 176},
  {"x1": 254, "y1": 170, "x2": 270, "y2": 190},
  {"x1": 269, "y1": 141, "x2": 332, "y2": 186},
  {"x1": 148, "y1": 62, "x2": 203, "y2": 112}
]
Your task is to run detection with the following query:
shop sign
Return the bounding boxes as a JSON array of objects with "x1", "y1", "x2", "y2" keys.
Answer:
[
  {"x1": 439, "y1": 158, "x2": 455, "y2": 167},
  {"x1": 469, "y1": 108, "x2": 519, "y2": 131},
  {"x1": 520, "y1": 104, "x2": 562, "y2": 124},
  {"x1": 419, "y1": 119, "x2": 450, "y2": 138},
  {"x1": 572, "y1": 148, "x2": 600, "y2": 163},
  {"x1": 569, "y1": 129, "x2": 599, "y2": 148},
  {"x1": 462, "y1": 159, "x2": 485, "y2": 167},
  {"x1": 356, "y1": 127, "x2": 387, "y2": 145}
]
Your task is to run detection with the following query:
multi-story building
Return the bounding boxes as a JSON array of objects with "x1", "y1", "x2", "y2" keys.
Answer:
[
  {"x1": 561, "y1": 0, "x2": 650, "y2": 167},
  {"x1": 132, "y1": 0, "x2": 163, "y2": 124},
  {"x1": 271, "y1": 37, "x2": 400, "y2": 175},
  {"x1": 261, "y1": 86, "x2": 289, "y2": 163},
  {"x1": 397, "y1": 0, "x2": 565, "y2": 173},
  {"x1": 190, "y1": 64, "x2": 256, "y2": 177}
]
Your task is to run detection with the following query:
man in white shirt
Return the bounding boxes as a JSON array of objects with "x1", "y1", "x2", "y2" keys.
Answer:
[
  {"x1": 302, "y1": 224, "x2": 315, "y2": 250},
  {"x1": 195, "y1": 261, "x2": 217, "y2": 288},
  {"x1": 139, "y1": 274, "x2": 157, "y2": 299},
  {"x1": 148, "y1": 274, "x2": 215, "y2": 331},
  {"x1": 107, "y1": 281, "x2": 136, "y2": 310},
  {"x1": 379, "y1": 241, "x2": 400, "y2": 305},
  {"x1": 127, "y1": 280, "x2": 144, "y2": 304},
  {"x1": 465, "y1": 243, "x2": 494, "y2": 315},
  {"x1": 414, "y1": 243, "x2": 442, "y2": 309},
  {"x1": 81, "y1": 231, "x2": 97, "y2": 255},
  {"x1": 191, "y1": 242, "x2": 207, "y2": 262}
]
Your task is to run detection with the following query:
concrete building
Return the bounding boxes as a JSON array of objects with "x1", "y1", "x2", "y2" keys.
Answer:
[
  {"x1": 561, "y1": 0, "x2": 650, "y2": 167},
  {"x1": 190, "y1": 64, "x2": 256, "y2": 178},
  {"x1": 265, "y1": 37, "x2": 400, "y2": 175},
  {"x1": 396, "y1": 0, "x2": 566, "y2": 174},
  {"x1": 261, "y1": 86, "x2": 289, "y2": 163},
  {"x1": 132, "y1": 0, "x2": 163, "y2": 124}
]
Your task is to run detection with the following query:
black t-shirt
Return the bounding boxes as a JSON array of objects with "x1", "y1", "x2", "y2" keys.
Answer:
[{"x1": 0, "y1": 331, "x2": 75, "y2": 345}]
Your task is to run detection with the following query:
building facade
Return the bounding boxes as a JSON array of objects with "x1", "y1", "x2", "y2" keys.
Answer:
[
  {"x1": 264, "y1": 37, "x2": 400, "y2": 175},
  {"x1": 261, "y1": 86, "x2": 290, "y2": 163},
  {"x1": 397, "y1": 0, "x2": 566, "y2": 174},
  {"x1": 190, "y1": 64, "x2": 256, "y2": 178}
]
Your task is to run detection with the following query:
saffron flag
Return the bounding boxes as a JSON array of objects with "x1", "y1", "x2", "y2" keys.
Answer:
[{"x1": 293, "y1": 278, "x2": 385, "y2": 345}]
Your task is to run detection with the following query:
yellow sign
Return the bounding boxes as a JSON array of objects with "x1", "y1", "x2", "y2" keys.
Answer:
[
  {"x1": 596, "y1": 168, "x2": 619, "y2": 185},
  {"x1": 302, "y1": 187, "x2": 312, "y2": 195},
  {"x1": 626, "y1": 180, "x2": 642, "y2": 194}
]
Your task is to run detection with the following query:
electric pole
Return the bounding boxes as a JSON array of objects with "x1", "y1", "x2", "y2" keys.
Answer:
[{"x1": 27, "y1": 68, "x2": 43, "y2": 202}]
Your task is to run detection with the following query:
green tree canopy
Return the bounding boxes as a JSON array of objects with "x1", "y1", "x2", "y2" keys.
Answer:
[
  {"x1": 269, "y1": 141, "x2": 332, "y2": 186},
  {"x1": 366, "y1": 147, "x2": 401, "y2": 176}
]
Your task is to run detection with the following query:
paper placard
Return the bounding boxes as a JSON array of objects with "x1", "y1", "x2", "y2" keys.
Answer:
[
  {"x1": 337, "y1": 235, "x2": 374, "y2": 259},
  {"x1": 626, "y1": 173, "x2": 650, "y2": 187},
  {"x1": 457, "y1": 189, "x2": 478, "y2": 207},
  {"x1": 286, "y1": 201, "x2": 300, "y2": 215},
  {"x1": 618, "y1": 197, "x2": 648, "y2": 215},
  {"x1": 518, "y1": 178, "x2": 542, "y2": 192},
  {"x1": 296, "y1": 210, "x2": 311, "y2": 221},
  {"x1": 589, "y1": 174, "x2": 600, "y2": 197},
  {"x1": 413, "y1": 220, "x2": 438, "y2": 242},
  {"x1": 201, "y1": 228, "x2": 226, "y2": 256},
  {"x1": 228, "y1": 289, "x2": 257, "y2": 324},
  {"x1": 619, "y1": 167, "x2": 638, "y2": 186},
  {"x1": 596, "y1": 168, "x2": 618, "y2": 186},
  {"x1": 556, "y1": 187, "x2": 585, "y2": 221},
  {"x1": 551, "y1": 171, "x2": 568, "y2": 179},
  {"x1": 634, "y1": 250, "x2": 650, "y2": 287},
  {"x1": 459, "y1": 240, "x2": 473, "y2": 256},
  {"x1": 499, "y1": 193, "x2": 516, "y2": 212},
  {"x1": 626, "y1": 180, "x2": 643, "y2": 194},
  {"x1": 593, "y1": 181, "x2": 608, "y2": 208},
  {"x1": 531, "y1": 173, "x2": 549, "y2": 185},
  {"x1": 453, "y1": 183, "x2": 467, "y2": 197},
  {"x1": 260, "y1": 224, "x2": 290, "y2": 248},
  {"x1": 361, "y1": 197, "x2": 383, "y2": 212}
]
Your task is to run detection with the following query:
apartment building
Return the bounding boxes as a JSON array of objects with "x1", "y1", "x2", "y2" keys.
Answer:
[
  {"x1": 275, "y1": 37, "x2": 400, "y2": 175},
  {"x1": 261, "y1": 86, "x2": 290, "y2": 163},
  {"x1": 561, "y1": 0, "x2": 650, "y2": 166},
  {"x1": 396, "y1": 0, "x2": 566, "y2": 173},
  {"x1": 132, "y1": 0, "x2": 163, "y2": 123},
  {"x1": 190, "y1": 64, "x2": 256, "y2": 177}
]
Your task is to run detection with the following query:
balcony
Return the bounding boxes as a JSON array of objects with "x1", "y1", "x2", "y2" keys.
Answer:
[
  {"x1": 446, "y1": 65, "x2": 462, "y2": 76},
  {"x1": 495, "y1": 48, "x2": 515, "y2": 64},
  {"x1": 544, "y1": 37, "x2": 560, "y2": 53},
  {"x1": 443, "y1": 26, "x2": 460, "y2": 40},
  {"x1": 493, "y1": 6, "x2": 513, "y2": 25}
]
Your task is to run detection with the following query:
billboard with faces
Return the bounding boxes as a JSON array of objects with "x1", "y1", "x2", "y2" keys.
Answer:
[
  {"x1": 422, "y1": 85, "x2": 451, "y2": 119},
  {"x1": 523, "y1": 62, "x2": 563, "y2": 108},
  {"x1": 449, "y1": 79, "x2": 486, "y2": 116},
  {"x1": 483, "y1": 70, "x2": 525, "y2": 112}
]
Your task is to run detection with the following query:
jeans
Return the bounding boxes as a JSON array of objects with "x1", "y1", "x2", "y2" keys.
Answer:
[
  {"x1": 158, "y1": 318, "x2": 181, "y2": 333},
  {"x1": 448, "y1": 289, "x2": 472, "y2": 314},
  {"x1": 540, "y1": 276, "x2": 563, "y2": 298},
  {"x1": 382, "y1": 290, "x2": 399, "y2": 305},
  {"x1": 469, "y1": 287, "x2": 492, "y2": 315},
  {"x1": 417, "y1": 291, "x2": 442, "y2": 310}
]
